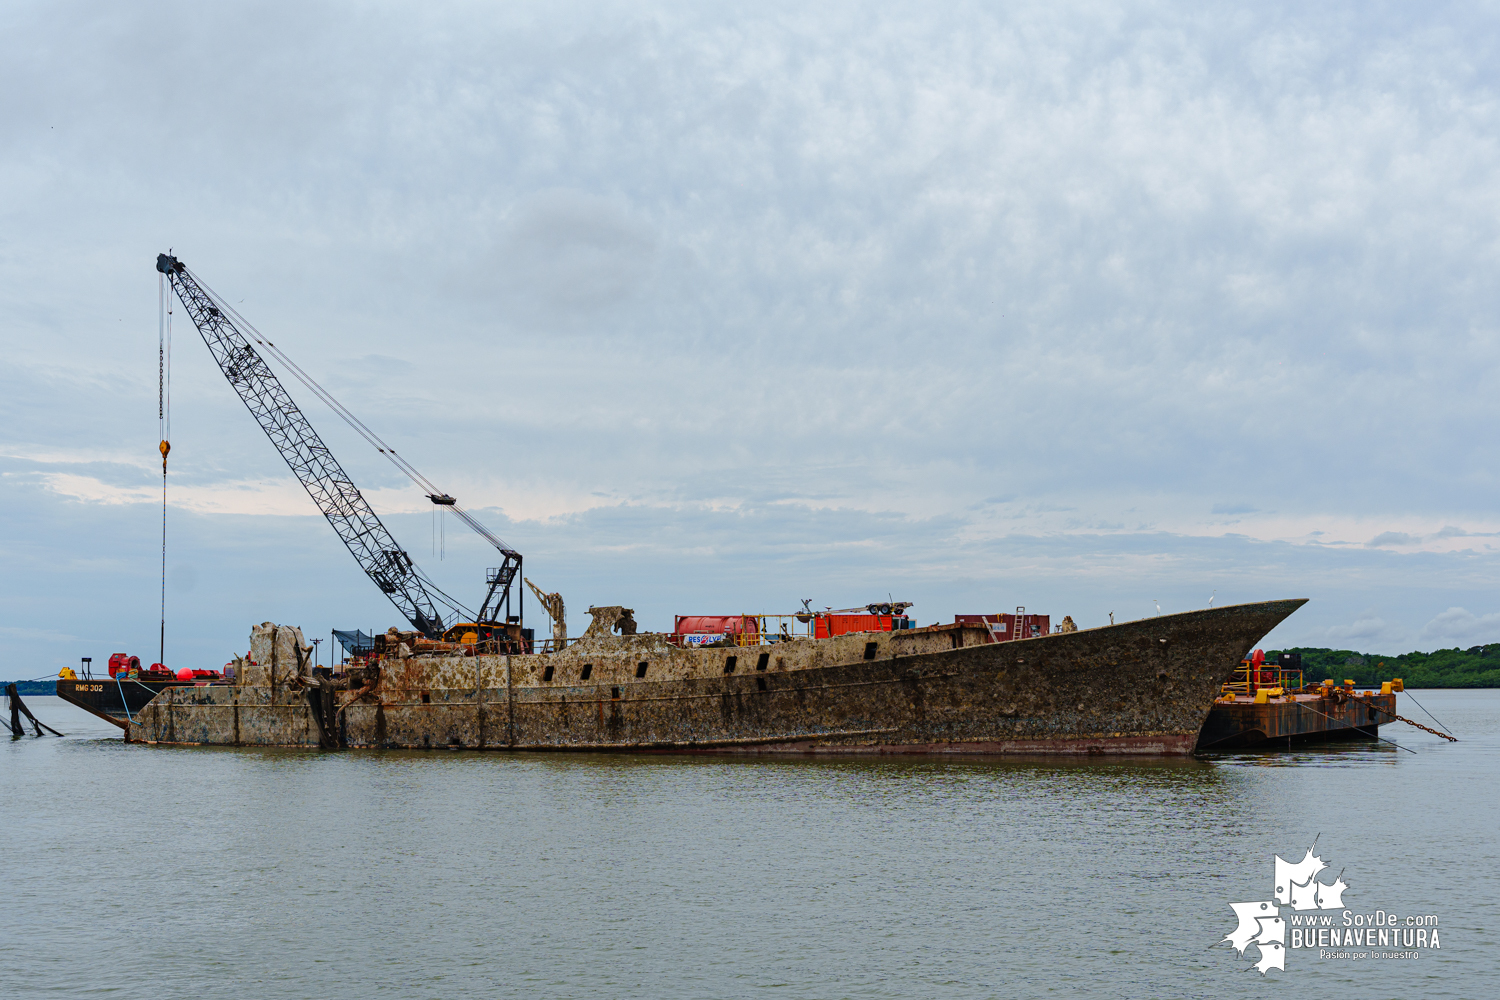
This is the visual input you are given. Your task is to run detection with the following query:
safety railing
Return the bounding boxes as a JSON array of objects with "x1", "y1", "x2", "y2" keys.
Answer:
[{"x1": 1221, "y1": 662, "x2": 1304, "y2": 697}]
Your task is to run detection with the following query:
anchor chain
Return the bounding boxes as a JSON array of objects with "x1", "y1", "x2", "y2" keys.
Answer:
[{"x1": 1348, "y1": 693, "x2": 1457, "y2": 742}]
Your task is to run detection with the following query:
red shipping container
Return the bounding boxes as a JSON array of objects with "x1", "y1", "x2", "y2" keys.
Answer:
[
  {"x1": 814, "y1": 614, "x2": 912, "y2": 638},
  {"x1": 954, "y1": 613, "x2": 1050, "y2": 643}
]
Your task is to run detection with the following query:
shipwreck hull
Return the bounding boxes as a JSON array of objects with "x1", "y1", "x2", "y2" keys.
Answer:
[{"x1": 128, "y1": 599, "x2": 1307, "y2": 754}]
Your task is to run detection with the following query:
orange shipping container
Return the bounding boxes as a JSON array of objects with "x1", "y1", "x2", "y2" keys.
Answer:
[{"x1": 814, "y1": 613, "x2": 912, "y2": 638}]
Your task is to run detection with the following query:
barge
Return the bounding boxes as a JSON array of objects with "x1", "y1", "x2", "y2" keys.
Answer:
[
  {"x1": 56, "y1": 654, "x2": 221, "y2": 731},
  {"x1": 122, "y1": 598, "x2": 1307, "y2": 754},
  {"x1": 1195, "y1": 654, "x2": 1399, "y2": 750}
]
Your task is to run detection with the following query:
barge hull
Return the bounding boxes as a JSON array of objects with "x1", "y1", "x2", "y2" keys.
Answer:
[
  {"x1": 56, "y1": 678, "x2": 190, "y2": 730},
  {"x1": 1196, "y1": 692, "x2": 1394, "y2": 751}
]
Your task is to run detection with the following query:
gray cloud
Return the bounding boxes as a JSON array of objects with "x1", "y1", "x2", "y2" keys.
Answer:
[
  {"x1": 4, "y1": 1, "x2": 1500, "y2": 668},
  {"x1": 480, "y1": 189, "x2": 658, "y2": 329},
  {"x1": 1367, "y1": 531, "x2": 1417, "y2": 548},
  {"x1": 1420, "y1": 606, "x2": 1500, "y2": 647},
  {"x1": 1323, "y1": 612, "x2": 1397, "y2": 647}
]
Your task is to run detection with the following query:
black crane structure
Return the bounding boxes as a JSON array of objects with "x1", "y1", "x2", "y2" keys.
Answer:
[{"x1": 156, "y1": 253, "x2": 521, "y2": 639}]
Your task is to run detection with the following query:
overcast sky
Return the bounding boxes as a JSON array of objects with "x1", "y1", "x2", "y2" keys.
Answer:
[{"x1": 4, "y1": 1, "x2": 1500, "y2": 673}]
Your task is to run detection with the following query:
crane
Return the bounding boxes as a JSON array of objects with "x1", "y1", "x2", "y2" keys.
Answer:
[{"x1": 155, "y1": 253, "x2": 521, "y2": 640}]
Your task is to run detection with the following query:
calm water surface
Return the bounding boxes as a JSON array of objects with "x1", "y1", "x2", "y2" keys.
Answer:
[{"x1": 2, "y1": 691, "x2": 1496, "y2": 999}]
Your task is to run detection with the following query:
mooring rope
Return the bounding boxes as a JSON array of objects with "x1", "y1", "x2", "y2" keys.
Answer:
[
  {"x1": 113, "y1": 672, "x2": 137, "y2": 725},
  {"x1": 1397, "y1": 690, "x2": 1457, "y2": 739}
]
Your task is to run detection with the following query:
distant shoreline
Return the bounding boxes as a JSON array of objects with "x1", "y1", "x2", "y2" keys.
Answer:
[
  {"x1": 5, "y1": 681, "x2": 64, "y2": 697},
  {"x1": 1269, "y1": 645, "x2": 1500, "y2": 689}
]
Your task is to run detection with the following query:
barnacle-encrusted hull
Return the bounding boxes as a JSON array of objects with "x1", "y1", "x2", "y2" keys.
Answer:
[{"x1": 128, "y1": 599, "x2": 1306, "y2": 754}]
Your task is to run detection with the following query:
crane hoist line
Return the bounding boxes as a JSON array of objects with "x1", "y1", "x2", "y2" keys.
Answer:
[{"x1": 155, "y1": 252, "x2": 522, "y2": 642}]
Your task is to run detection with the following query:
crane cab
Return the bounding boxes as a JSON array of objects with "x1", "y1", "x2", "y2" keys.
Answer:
[{"x1": 442, "y1": 621, "x2": 532, "y2": 653}]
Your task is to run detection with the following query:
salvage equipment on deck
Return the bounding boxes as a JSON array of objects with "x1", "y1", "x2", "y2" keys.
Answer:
[
  {"x1": 56, "y1": 651, "x2": 233, "y2": 731},
  {"x1": 671, "y1": 603, "x2": 917, "y2": 647},
  {"x1": 669, "y1": 606, "x2": 1080, "y2": 646}
]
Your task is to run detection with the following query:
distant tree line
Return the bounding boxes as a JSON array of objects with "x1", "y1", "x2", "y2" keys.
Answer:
[{"x1": 1268, "y1": 645, "x2": 1500, "y2": 688}]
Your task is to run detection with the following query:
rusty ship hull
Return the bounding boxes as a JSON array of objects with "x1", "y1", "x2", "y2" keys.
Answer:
[{"x1": 125, "y1": 599, "x2": 1306, "y2": 754}]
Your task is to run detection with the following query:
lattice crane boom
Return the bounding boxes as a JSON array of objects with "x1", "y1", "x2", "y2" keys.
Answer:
[{"x1": 156, "y1": 253, "x2": 448, "y2": 637}]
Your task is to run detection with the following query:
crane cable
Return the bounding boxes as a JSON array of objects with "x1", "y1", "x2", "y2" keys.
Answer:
[
  {"x1": 158, "y1": 271, "x2": 173, "y2": 669},
  {"x1": 178, "y1": 268, "x2": 501, "y2": 625},
  {"x1": 409, "y1": 564, "x2": 477, "y2": 620},
  {"x1": 183, "y1": 268, "x2": 517, "y2": 558}
]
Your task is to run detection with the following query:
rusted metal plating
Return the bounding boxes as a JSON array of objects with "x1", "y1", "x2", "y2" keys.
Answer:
[
  {"x1": 1195, "y1": 690, "x2": 1397, "y2": 750},
  {"x1": 129, "y1": 600, "x2": 1308, "y2": 755}
]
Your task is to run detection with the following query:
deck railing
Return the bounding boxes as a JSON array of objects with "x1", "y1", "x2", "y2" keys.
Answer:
[{"x1": 1221, "y1": 662, "x2": 1304, "y2": 696}]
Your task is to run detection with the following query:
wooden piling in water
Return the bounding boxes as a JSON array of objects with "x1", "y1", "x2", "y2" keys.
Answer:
[
  {"x1": 7, "y1": 684, "x2": 20, "y2": 738},
  {"x1": 6, "y1": 684, "x2": 64, "y2": 737}
]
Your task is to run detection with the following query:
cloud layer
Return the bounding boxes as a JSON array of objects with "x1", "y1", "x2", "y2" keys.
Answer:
[{"x1": 4, "y1": 1, "x2": 1500, "y2": 669}]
